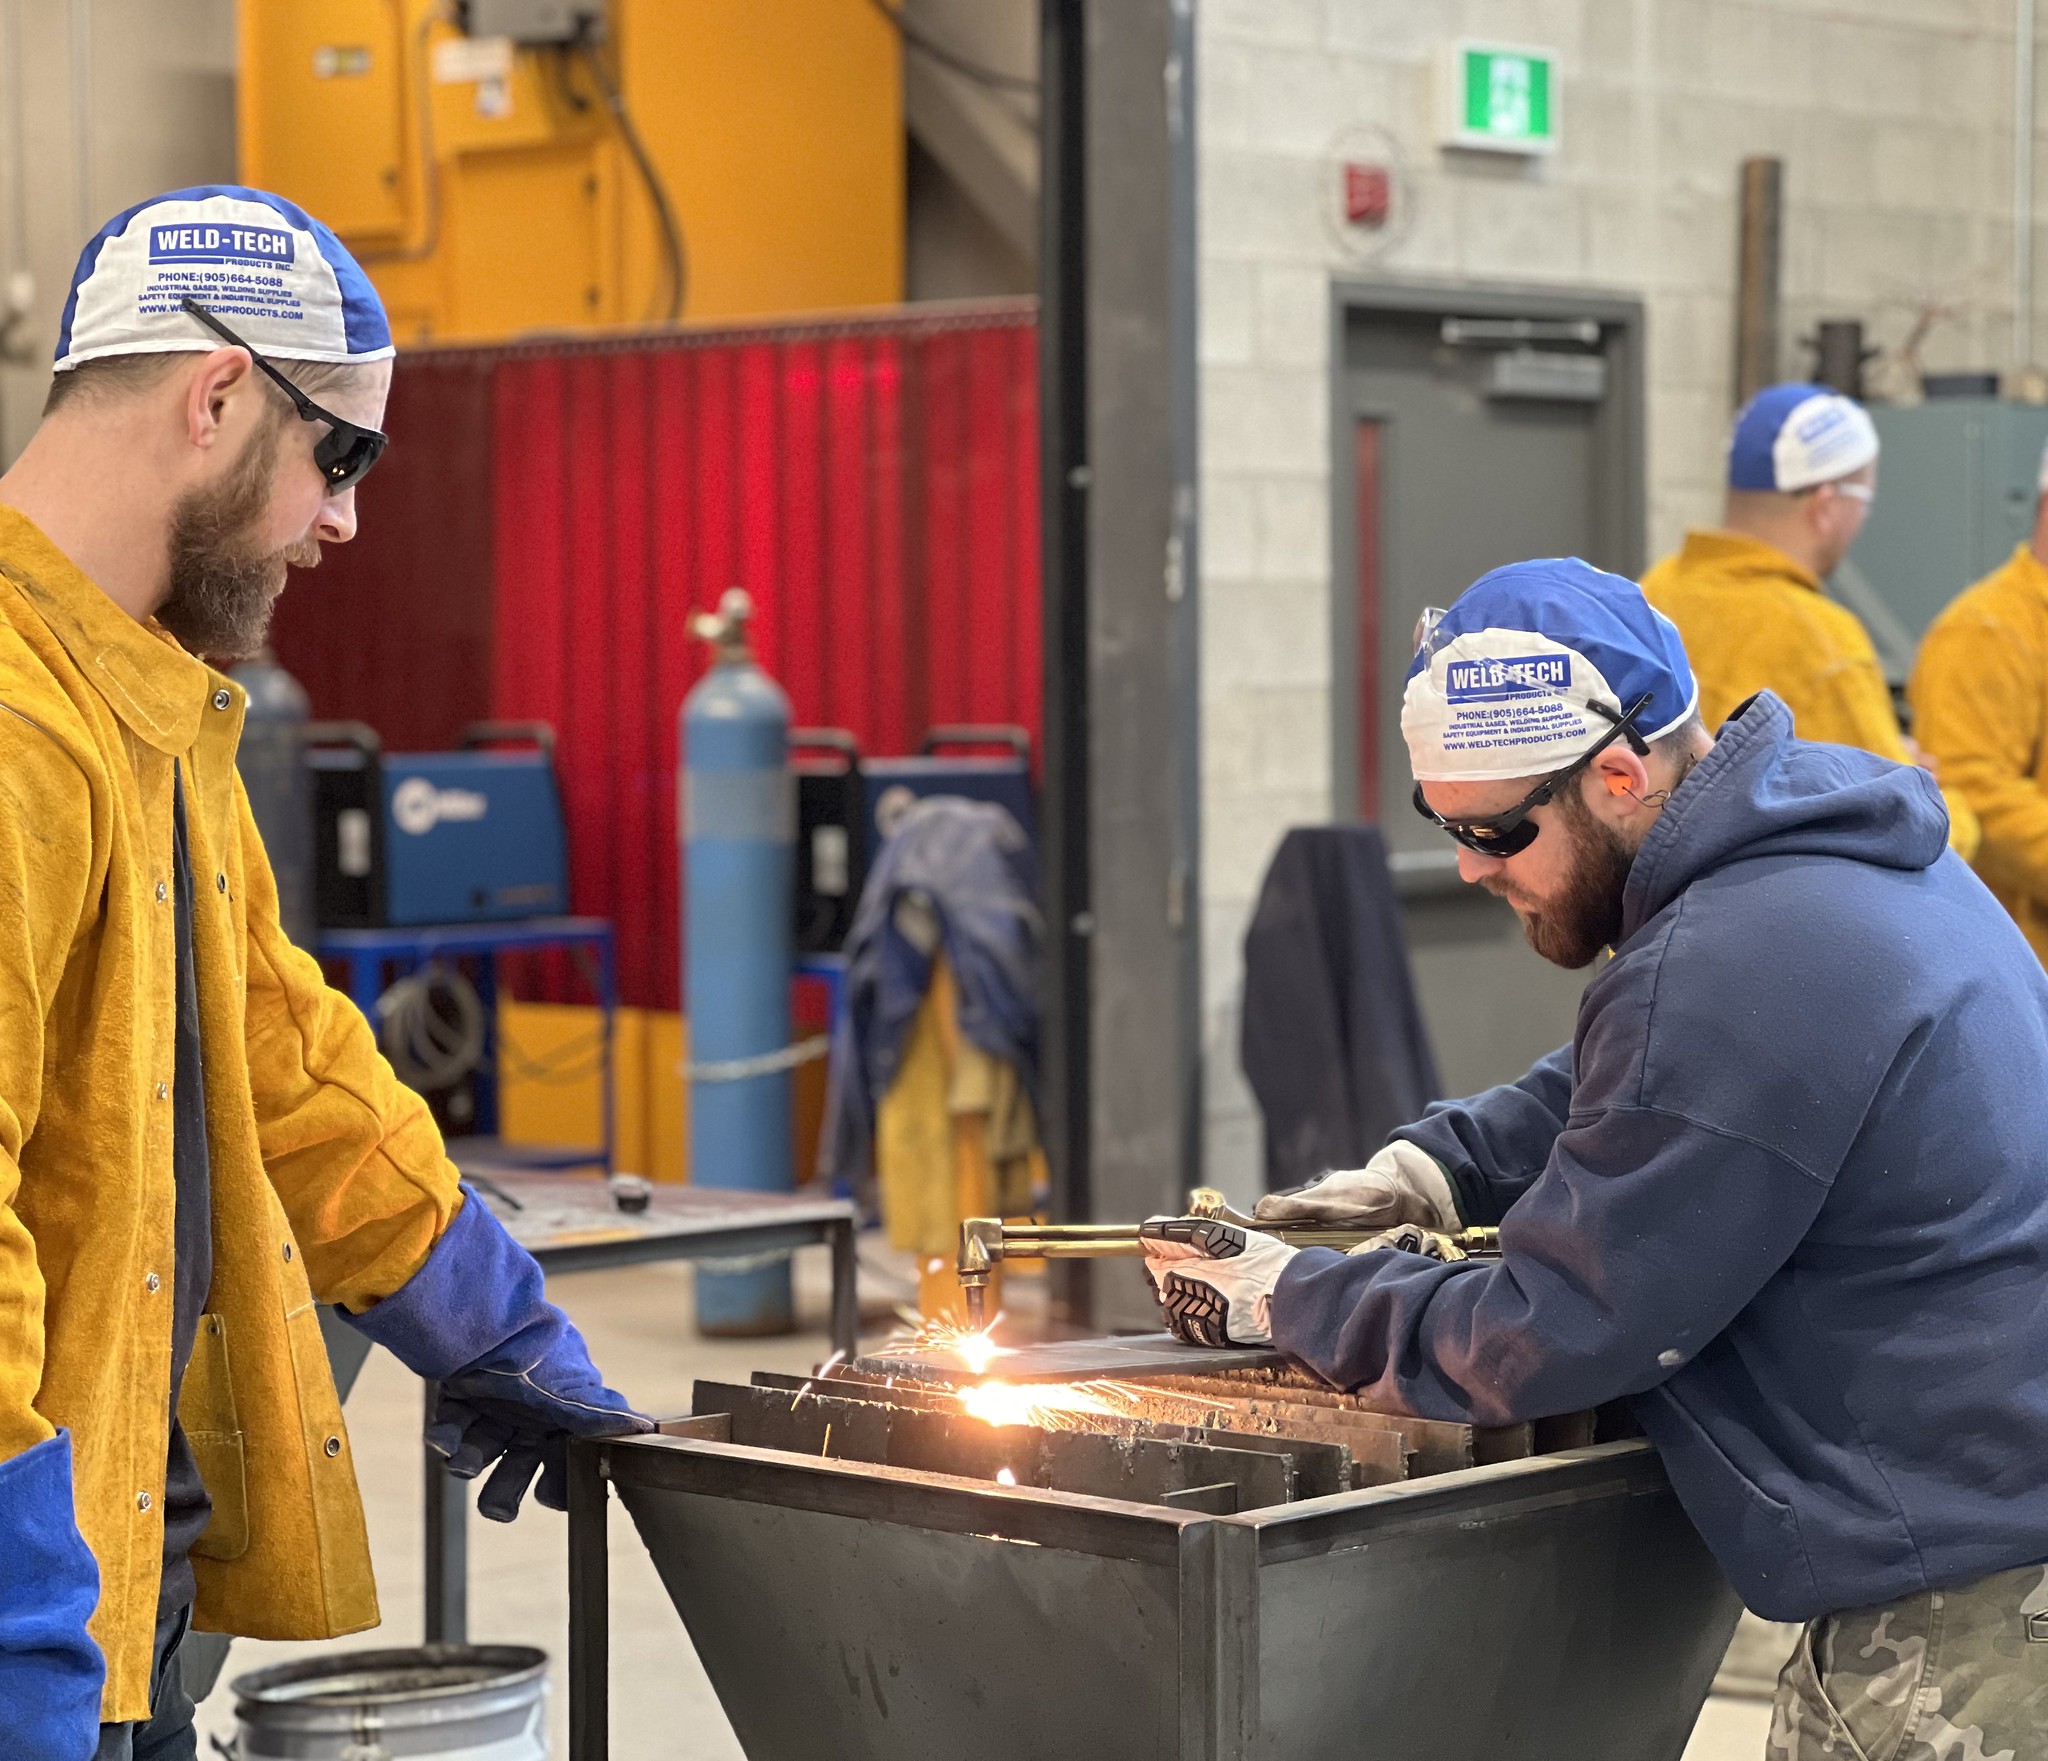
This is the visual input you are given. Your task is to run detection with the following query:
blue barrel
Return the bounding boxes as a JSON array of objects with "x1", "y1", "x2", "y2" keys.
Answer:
[
  {"x1": 230, "y1": 650, "x2": 316, "y2": 948},
  {"x1": 684, "y1": 590, "x2": 796, "y2": 1335}
]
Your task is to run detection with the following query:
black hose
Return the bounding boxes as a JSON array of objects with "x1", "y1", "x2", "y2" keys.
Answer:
[{"x1": 574, "y1": 40, "x2": 687, "y2": 324}]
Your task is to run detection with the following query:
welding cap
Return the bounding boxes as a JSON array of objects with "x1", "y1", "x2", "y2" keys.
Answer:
[
  {"x1": 53, "y1": 184, "x2": 392, "y2": 372},
  {"x1": 1726, "y1": 382, "x2": 1879, "y2": 493},
  {"x1": 1401, "y1": 558, "x2": 1698, "y2": 783}
]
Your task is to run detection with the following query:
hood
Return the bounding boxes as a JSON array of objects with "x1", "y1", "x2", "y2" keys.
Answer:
[{"x1": 1620, "y1": 692, "x2": 1950, "y2": 941}]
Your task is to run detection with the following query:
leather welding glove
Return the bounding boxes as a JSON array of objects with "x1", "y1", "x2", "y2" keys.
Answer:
[
  {"x1": 343, "y1": 1186, "x2": 651, "y2": 1522},
  {"x1": 1346, "y1": 1222, "x2": 1460, "y2": 1262},
  {"x1": 1252, "y1": 1141, "x2": 1461, "y2": 1231},
  {"x1": 1139, "y1": 1216, "x2": 1297, "y2": 1349}
]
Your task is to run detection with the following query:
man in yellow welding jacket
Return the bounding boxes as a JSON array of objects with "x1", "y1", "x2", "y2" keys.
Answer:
[
  {"x1": 1642, "y1": 381, "x2": 1978, "y2": 859},
  {"x1": 0, "y1": 187, "x2": 648, "y2": 1761},
  {"x1": 1910, "y1": 440, "x2": 2048, "y2": 966}
]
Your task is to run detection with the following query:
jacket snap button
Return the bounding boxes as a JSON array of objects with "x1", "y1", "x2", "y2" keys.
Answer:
[
  {"x1": 136, "y1": 1491, "x2": 152, "y2": 1513},
  {"x1": 155, "y1": 881, "x2": 168, "y2": 903},
  {"x1": 144, "y1": 1272, "x2": 160, "y2": 1293},
  {"x1": 325, "y1": 1435, "x2": 342, "y2": 1457},
  {"x1": 155, "y1": 1082, "x2": 169, "y2": 1102},
  {"x1": 216, "y1": 873, "x2": 228, "y2": 893},
  {"x1": 282, "y1": 1242, "x2": 293, "y2": 1262},
  {"x1": 212, "y1": 689, "x2": 231, "y2": 710}
]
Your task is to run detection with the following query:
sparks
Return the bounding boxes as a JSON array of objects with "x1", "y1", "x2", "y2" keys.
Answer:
[
  {"x1": 886, "y1": 1315, "x2": 1007, "y2": 1376},
  {"x1": 995, "y1": 1466, "x2": 1018, "y2": 1486},
  {"x1": 958, "y1": 1379, "x2": 1133, "y2": 1431}
]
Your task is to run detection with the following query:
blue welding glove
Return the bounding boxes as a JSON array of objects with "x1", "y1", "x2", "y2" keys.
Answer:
[
  {"x1": 343, "y1": 1187, "x2": 651, "y2": 1521},
  {"x1": 0, "y1": 1432, "x2": 105, "y2": 1761}
]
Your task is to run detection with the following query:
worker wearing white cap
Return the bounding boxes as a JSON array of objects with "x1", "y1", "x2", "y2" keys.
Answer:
[
  {"x1": 1642, "y1": 381, "x2": 1979, "y2": 859},
  {"x1": 1911, "y1": 437, "x2": 2048, "y2": 969},
  {"x1": 0, "y1": 187, "x2": 647, "y2": 1757},
  {"x1": 1143, "y1": 558, "x2": 2048, "y2": 1758}
]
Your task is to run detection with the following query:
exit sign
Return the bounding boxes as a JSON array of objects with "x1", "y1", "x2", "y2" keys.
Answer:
[{"x1": 1440, "y1": 43, "x2": 1558, "y2": 154}]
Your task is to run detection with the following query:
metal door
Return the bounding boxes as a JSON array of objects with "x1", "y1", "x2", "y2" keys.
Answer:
[{"x1": 1334, "y1": 284, "x2": 1646, "y2": 1098}]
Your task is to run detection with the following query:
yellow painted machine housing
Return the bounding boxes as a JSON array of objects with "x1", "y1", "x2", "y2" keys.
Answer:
[{"x1": 238, "y1": 0, "x2": 904, "y2": 343}]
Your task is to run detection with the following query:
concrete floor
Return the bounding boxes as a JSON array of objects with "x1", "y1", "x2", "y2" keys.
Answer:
[{"x1": 190, "y1": 1245, "x2": 1777, "y2": 1759}]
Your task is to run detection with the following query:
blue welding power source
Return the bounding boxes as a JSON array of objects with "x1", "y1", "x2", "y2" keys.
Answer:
[{"x1": 309, "y1": 721, "x2": 568, "y2": 928}]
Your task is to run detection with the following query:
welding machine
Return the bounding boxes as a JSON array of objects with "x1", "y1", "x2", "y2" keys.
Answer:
[{"x1": 307, "y1": 721, "x2": 568, "y2": 928}]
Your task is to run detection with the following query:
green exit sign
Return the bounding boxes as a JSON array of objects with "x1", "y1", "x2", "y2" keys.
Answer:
[{"x1": 1441, "y1": 43, "x2": 1558, "y2": 154}]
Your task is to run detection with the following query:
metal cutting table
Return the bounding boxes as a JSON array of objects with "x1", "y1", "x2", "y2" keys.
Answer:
[{"x1": 420, "y1": 1172, "x2": 861, "y2": 1644}]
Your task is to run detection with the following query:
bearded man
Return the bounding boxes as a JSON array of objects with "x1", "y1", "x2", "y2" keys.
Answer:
[
  {"x1": 0, "y1": 188, "x2": 647, "y2": 1761},
  {"x1": 1143, "y1": 559, "x2": 2048, "y2": 1759}
]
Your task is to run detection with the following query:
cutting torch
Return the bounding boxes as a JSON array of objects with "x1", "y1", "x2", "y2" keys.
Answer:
[{"x1": 956, "y1": 1189, "x2": 1501, "y2": 1329}]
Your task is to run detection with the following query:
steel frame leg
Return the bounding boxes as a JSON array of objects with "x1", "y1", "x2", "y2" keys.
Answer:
[
  {"x1": 423, "y1": 1378, "x2": 468, "y2": 1643},
  {"x1": 568, "y1": 1440, "x2": 610, "y2": 1761},
  {"x1": 829, "y1": 1218, "x2": 859, "y2": 1361}
]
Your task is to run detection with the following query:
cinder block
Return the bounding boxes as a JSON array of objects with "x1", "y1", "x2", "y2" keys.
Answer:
[
  {"x1": 1255, "y1": 263, "x2": 1331, "y2": 370},
  {"x1": 1580, "y1": 0, "x2": 1639, "y2": 78},
  {"x1": 1203, "y1": 571, "x2": 1332, "y2": 691},
  {"x1": 1200, "y1": 149, "x2": 1329, "y2": 264},
  {"x1": 1201, "y1": 258, "x2": 1256, "y2": 367},
  {"x1": 1200, "y1": 1107, "x2": 1264, "y2": 1210},
  {"x1": 1204, "y1": 364, "x2": 1328, "y2": 476},
  {"x1": 1202, "y1": 0, "x2": 1323, "y2": 51},
  {"x1": 1454, "y1": 169, "x2": 1588, "y2": 283},
  {"x1": 1201, "y1": 472, "x2": 1258, "y2": 578},
  {"x1": 1254, "y1": 475, "x2": 1333, "y2": 580},
  {"x1": 1320, "y1": 0, "x2": 1438, "y2": 63}
]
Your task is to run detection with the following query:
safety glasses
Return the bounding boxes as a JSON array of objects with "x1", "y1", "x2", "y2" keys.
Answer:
[
  {"x1": 1412, "y1": 692, "x2": 1654, "y2": 858},
  {"x1": 181, "y1": 297, "x2": 388, "y2": 493}
]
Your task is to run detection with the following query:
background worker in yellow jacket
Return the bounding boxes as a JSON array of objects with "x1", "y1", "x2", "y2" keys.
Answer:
[
  {"x1": 1911, "y1": 441, "x2": 2048, "y2": 965},
  {"x1": 0, "y1": 188, "x2": 647, "y2": 1761},
  {"x1": 1643, "y1": 381, "x2": 1979, "y2": 858}
]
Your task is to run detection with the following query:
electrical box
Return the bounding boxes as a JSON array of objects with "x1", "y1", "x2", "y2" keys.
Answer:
[
  {"x1": 461, "y1": 0, "x2": 603, "y2": 44},
  {"x1": 239, "y1": 0, "x2": 905, "y2": 342},
  {"x1": 1848, "y1": 400, "x2": 2048, "y2": 642}
]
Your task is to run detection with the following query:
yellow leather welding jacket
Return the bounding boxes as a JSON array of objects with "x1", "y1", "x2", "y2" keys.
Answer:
[
  {"x1": 1911, "y1": 543, "x2": 2048, "y2": 967},
  {"x1": 0, "y1": 506, "x2": 462, "y2": 1721},
  {"x1": 1643, "y1": 529, "x2": 1980, "y2": 859}
]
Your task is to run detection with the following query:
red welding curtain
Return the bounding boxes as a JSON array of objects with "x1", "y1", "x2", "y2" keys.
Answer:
[{"x1": 271, "y1": 302, "x2": 1042, "y2": 1011}]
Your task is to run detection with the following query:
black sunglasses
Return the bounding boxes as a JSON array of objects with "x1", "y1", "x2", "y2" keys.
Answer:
[
  {"x1": 1412, "y1": 692, "x2": 1654, "y2": 858},
  {"x1": 181, "y1": 297, "x2": 388, "y2": 493}
]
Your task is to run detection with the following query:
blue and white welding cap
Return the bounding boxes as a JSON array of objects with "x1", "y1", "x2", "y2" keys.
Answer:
[
  {"x1": 53, "y1": 185, "x2": 392, "y2": 373},
  {"x1": 1726, "y1": 381, "x2": 1879, "y2": 493},
  {"x1": 1401, "y1": 558, "x2": 1699, "y2": 783}
]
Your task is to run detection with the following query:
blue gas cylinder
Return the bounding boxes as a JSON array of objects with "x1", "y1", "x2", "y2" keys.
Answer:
[
  {"x1": 229, "y1": 649, "x2": 316, "y2": 948},
  {"x1": 683, "y1": 590, "x2": 796, "y2": 1335}
]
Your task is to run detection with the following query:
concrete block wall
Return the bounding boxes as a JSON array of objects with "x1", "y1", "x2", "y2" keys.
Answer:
[{"x1": 1199, "y1": 0, "x2": 2039, "y2": 1193}]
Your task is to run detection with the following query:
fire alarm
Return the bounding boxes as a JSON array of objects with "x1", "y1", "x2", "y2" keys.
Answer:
[{"x1": 1343, "y1": 162, "x2": 1392, "y2": 227}]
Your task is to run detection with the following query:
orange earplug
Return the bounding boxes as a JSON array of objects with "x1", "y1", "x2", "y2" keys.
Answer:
[{"x1": 1605, "y1": 773, "x2": 1631, "y2": 797}]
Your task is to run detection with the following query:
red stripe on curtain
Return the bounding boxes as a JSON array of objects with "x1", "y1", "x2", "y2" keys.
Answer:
[{"x1": 274, "y1": 303, "x2": 1041, "y2": 1013}]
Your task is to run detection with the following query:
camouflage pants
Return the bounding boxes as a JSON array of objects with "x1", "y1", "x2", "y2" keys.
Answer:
[{"x1": 1767, "y1": 1562, "x2": 2048, "y2": 1761}]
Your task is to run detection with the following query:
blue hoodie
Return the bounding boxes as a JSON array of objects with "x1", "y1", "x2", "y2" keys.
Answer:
[{"x1": 1269, "y1": 693, "x2": 2048, "y2": 1621}]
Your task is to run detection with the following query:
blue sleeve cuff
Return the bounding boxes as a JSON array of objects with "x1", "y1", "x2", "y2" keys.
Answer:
[
  {"x1": 0, "y1": 1431, "x2": 105, "y2": 1758},
  {"x1": 341, "y1": 1186, "x2": 547, "y2": 1379}
]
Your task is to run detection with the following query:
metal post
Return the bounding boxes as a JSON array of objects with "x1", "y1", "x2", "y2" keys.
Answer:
[
  {"x1": 2019, "y1": 0, "x2": 2038, "y2": 368},
  {"x1": 422, "y1": 1379, "x2": 468, "y2": 1643},
  {"x1": 828, "y1": 1216, "x2": 859, "y2": 1361},
  {"x1": 1734, "y1": 156, "x2": 1783, "y2": 406},
  {"x1": 567, "y1": 1441, "x2": 611, "y2": 1761},
  {"x1": 1039, "y1": 0, "x2": 1093, "y2": 1326}
]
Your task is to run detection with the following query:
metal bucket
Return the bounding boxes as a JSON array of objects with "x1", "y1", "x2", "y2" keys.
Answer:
[{"x1": 227, "y1": 1644, "x2": 548, "y2": 1760}]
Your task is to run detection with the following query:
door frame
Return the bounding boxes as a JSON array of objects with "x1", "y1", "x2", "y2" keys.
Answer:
[{"x1": 1327, "y1": 278, "x2": 1647, "y2": 832}]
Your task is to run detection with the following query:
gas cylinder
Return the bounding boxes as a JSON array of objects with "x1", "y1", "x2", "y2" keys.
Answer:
[
  {"x1": 683, "y1": 589, "x2": 796, "y2": 1335},
  {"x1": 229, "y1": 648, "x2": 317, "y2": 948}
]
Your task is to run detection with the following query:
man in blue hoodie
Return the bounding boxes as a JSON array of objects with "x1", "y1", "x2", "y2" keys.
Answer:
[{"x1": 1143, "y1": 559, "x2": 2048, "y2": 1759}]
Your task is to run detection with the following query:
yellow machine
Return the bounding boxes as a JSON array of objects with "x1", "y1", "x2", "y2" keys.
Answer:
[{"x1": 238, "y1": 0, "x2": 905, "y2": 343}]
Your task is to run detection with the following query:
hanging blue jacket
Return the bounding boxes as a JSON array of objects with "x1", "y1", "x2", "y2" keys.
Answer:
[
  {"x1": 1271, "y1": 692, "x2": 2048, "y2": 1622},
  {"x1": 820, "y1": 797, "x2": 1041, "y2": 1189}
]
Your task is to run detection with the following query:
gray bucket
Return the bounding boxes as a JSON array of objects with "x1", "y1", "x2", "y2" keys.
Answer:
[{"x1": 226, "y1": 1644, "x2": 548, "y2": 1760}]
